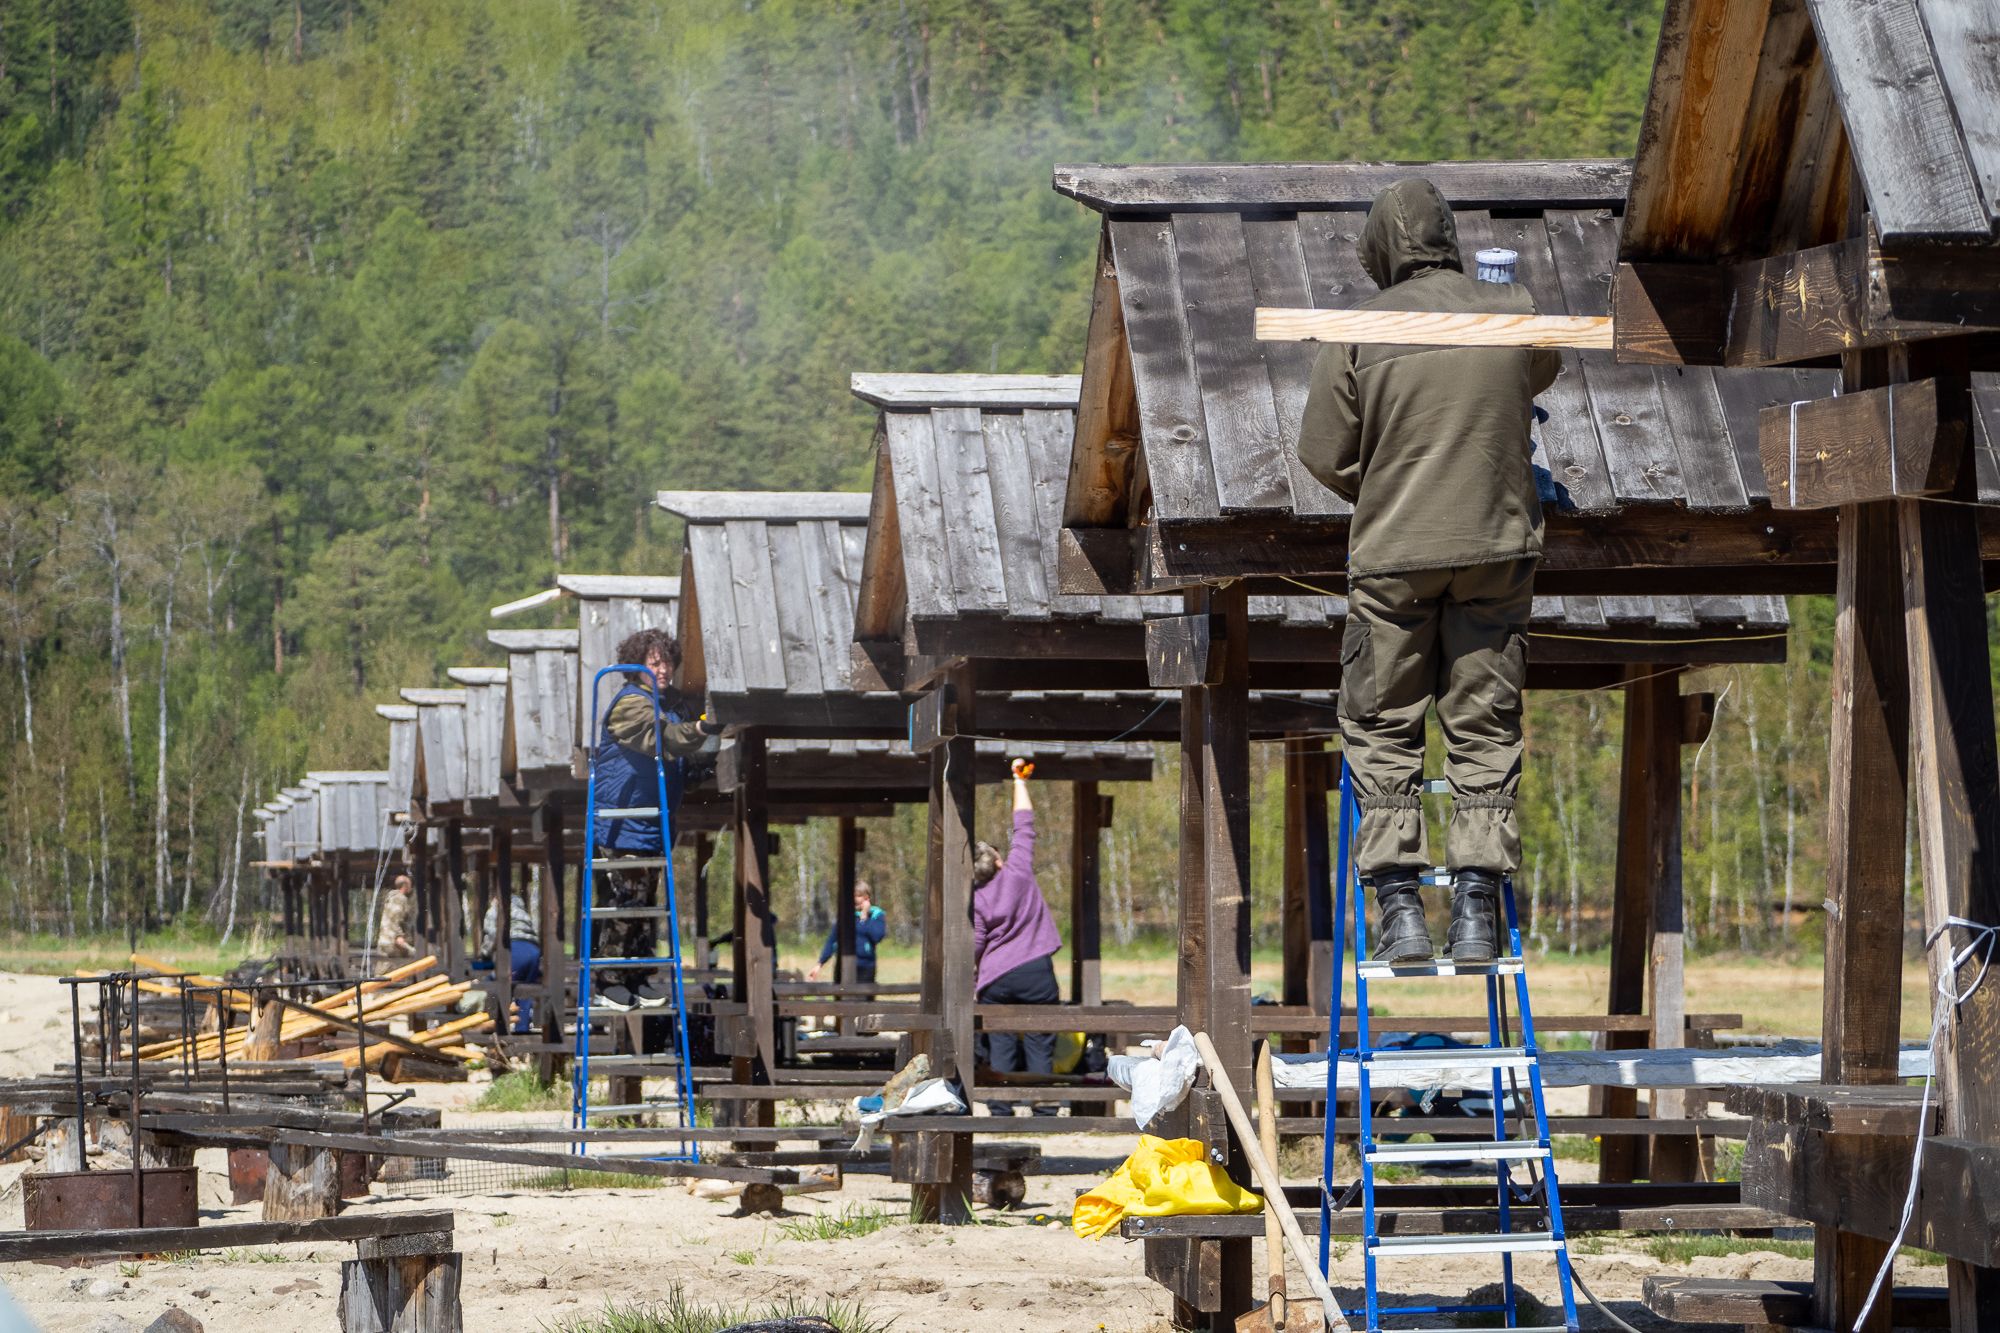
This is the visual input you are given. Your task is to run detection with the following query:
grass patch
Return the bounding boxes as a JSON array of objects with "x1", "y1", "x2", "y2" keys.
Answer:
[
  {"x1": 1551, "y1": 1135, "x2": 1598, "y2": 1162},
  {"x1": 0, "y1": 924, "x2": 259, "y2": 978},
  {"x1": 545, "y1": 1287, "x2": 891, "y2": 1333},
  {"x1": 218, "y1": 1248, "x2": 293, "y2": 1264},
  {"x1": 727, "y1": 1248, "x2": 756, "y2": 1265},
  {"x1": 775, "y1": 1203, "x2": 903, "y2": 1242},
  {"x1": 474, "y1": 1070, "x2": 574, "y2": 1113},
  {"x1": 1711, "y1": 1138, "x2": 1745, "y2": 1182},
  {"x1": 519, "y1": 1169, "x2": 667, "y2": 1191},
  {"x1": 1644, "y1": 1234, "x2": 1816, "y2": 1265}
]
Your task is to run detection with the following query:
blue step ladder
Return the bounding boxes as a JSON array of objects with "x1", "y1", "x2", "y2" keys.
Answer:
[
  {"x1": 570, "y1": 664, "x2": 698, "y2": 1160},
  {"x1": 1318, "y1": 766, "x2": 1579, "y2": 1332}
]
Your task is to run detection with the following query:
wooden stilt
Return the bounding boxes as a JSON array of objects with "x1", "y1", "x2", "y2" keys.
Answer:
[
  {"x1": 263, "y1": 1141, "x2": 342, "y2": 1221},
  {"x1": 731, "y1": 730, "x2": 778, "y2": 1146},
  {"x1": 1070, "y1": 780, "x2": 1104, "y2": 1008},
  {"x1": 836, "y1": 815, "x2": 860, "y2": 986},
  {"x1": 339, "y1": 1230, "x2": 461, "y2": 1333}
]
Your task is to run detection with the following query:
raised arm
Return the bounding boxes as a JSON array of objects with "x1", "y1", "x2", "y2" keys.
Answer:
[{"x1": 1008, "y1": 759, "x2": 1036, "y2": 868}]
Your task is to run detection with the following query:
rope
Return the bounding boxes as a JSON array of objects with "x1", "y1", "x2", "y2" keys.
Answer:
[{"x1": 1852, "y1": 912, "x2": 2000, "y2": 1330}]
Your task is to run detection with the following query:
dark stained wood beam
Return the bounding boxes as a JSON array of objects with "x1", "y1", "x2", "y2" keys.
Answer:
[
  {"x1": 1053, "y1": 159, "x2": 1630, "y2": 214},
  {"x1": 1761, "y1": 377, "x2": 1959, "y2": 508},
  {"x1": 1614, "y1": 236, "x2": 2000, "y2": 369},
  {"x1": 1070, "y1": 782, "x2": 1105, "y2": 1008}
]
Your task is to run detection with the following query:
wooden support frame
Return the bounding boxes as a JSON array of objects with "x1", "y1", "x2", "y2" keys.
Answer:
[
  {"x1": 730, "y1": 730, "x2": 778, "y2": 1140},
  {"x1": 1070, "y1": 781, "x2": 1105, "y2": 1008},
  {"x1": 912, "y1": 662, "x2": 977, "y2": 1225},
  {"x1": 1282, "y1": 738, "x2": 1334, "y2": 1051}
]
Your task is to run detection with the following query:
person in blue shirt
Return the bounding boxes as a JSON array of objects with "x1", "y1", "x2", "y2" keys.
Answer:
[
  {"x1": 806, "y1": 882, "x2": 886, "y2": 985},
  {"x1": 592, "y1": 626, "x2": 718, "y2": 1012}
]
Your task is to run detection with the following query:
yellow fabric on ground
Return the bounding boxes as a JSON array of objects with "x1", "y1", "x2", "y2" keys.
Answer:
[{"x1": 1070, "y1": 1134, "x2": 1264, "y2": 1240}]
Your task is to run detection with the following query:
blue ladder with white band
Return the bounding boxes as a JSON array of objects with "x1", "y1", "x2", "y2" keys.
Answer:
[
  {"x1": 570, "y1": 663, "x2": 698, "y2": 1158},
  {"x1": 1318, "y1": 765, "x2": 1579, "y2": 1332}
]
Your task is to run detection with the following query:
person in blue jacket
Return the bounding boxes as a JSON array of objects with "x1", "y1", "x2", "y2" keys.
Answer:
[
  {"x1": 806, "y1": 882, "x2": 886, "y2": 985},
  {"x1": 592, "y1": 626, "x2": 718, "y2": 1012}
]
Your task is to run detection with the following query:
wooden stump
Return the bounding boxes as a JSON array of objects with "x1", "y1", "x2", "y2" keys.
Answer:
[
  {"x1": 242, "y1": 1000, "x2": 283, "y2": 1062},
  {"x1": 263, "y1": 1142, "x2": 343, "y2": 1221},
  {"x1": 339, "y1": 1233, "x2": 461, "y2": 1333}
]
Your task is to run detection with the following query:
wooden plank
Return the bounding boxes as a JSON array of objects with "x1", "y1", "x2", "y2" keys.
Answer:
[
  {"x1": 979, "y1": 412, "x2": 1053, "y2": 620},
  {"x1": 1145, "y1": 613, "x2": 1213, "y2": 689},
  {"x1": 1490, "y1": 211, "x2": 1618, "y2": 514},
  {"x1": 554, "y1": 573, "x2": 680, "y2": 599},
  {"x1": 1174, "y1": 211, "x2": 1293, "y2": 512},
  {"x1": 849, "y1": 373, "x2": 1078, "y2": 410},
  {"x1": 1658, "y1": 364, "x2": 1751, "y2": 511},
  {"x1": 656, "y1": 491, "x2": 871, "y2": 523},
  {"x1": 0, "y1": 1209, "x2": 455, "y2": 1263},
  {"x1": 1241, "y1": 216, "x2": 1340, "y2": 518},
  {"x1": 1063, "y1": 227, "x2": 1140, "y2": 528},
  {"x1": 1019, "y1": 407, "x2": 1098, "y2": 618},
  {"x1": 1070, "y1": 782, "x2": 1104, "y2": 1007},
  {"x1": 1710, "y1": 364, "x2": 1831, "y2": 504},
  {"x1": 931, "y1": 407, "x2": 1009, "y2": 614},
  {"x1": 180, "y1": 1127, "x2": 785, "y2": 1184},
  {"x1": 1761, "y1": 377, "x2": 1956, "y2": 508},
  {"x1": 721, "y1": 520, "x2": 787, "y2": 692},
  {"x1": 882, "y1": 413, "x2": 957, "y2": 621},
  {"x1": 1808, "y1": 0, "x2": 1990, "y2": 241},
  {"x1": 1053, "y1": 159, "x2": 1631, "y2": 214},
  {"x1": 1255, "y1": 307, "x2": 1613, "y2": 348},
  {"x1": 795, "y1": 519, "x2": 860, "y2": 695},
  {"x1": 685, "y1": 525, "x2": 746, "y2": 696},
  {"x1": 1123, "y1": 1203, "x2": 1794, "y2": 1240},
  {"x1": 1106, "y1": 216, "x2": 1220, "y2": 521},
  {"x1": 1645, "y1": 1276, "x2": 1947, "y2": 1326},
  {"x1": 1920, "y1": 0, "x2": 2000, "y2": 223},
  {"x1": 853, "y1": 430, "x2": 907, "y2": 643},
  {"x1": 762, "y1": 523, "x2": 826, "y2": 697},
  {"x1": 1548, "y1": 210, "x2": 1688, "y2": 505}
]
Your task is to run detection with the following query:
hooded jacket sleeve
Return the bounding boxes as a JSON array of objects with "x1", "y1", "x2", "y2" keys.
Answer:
[
  {"x1": 606, "y1": 692, "x2": 710, "y2": 758},
  {"x1": 1296, "y1": 343, "x2": 1363, "y2": 502}
]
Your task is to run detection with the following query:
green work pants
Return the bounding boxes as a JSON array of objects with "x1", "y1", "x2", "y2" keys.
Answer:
[{"x1": 1337, "y1": 557, "x2": 1535, "y2": 877}]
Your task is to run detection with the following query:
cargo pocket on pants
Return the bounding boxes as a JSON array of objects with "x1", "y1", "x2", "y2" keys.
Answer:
[
  {"x1": 1339, "y1": 621, "x2": 1374, "y2": 720},
  {"x1": 1493, "y1": 624, "x2": 1528, "y2": 716}
]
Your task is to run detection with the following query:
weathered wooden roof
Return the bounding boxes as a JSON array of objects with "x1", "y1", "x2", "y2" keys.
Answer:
[
  {"x1": 378, "y1": 707, "x2": 419, "y2": 817},
  {"x1": 656, "y1": 491, "x2": 887, "y2": 732},
  {"x1": 1054, "y1": 159, "x2": 1840, "y2": 535},
  {"x1": 1623, "y1": 0, "x2": 1999, "y2": 260},
  {"x1": 445, "y1": 668, "x2": 508, "y2": 803},
  {"x1": 399, "y1": 688, "x2": 470, "y2": 811},
  {"x1": 858, "y1": 372, "x2": 1787, "y2": 667},
  {"x1": 304, "y1": 771, "x2": 393, "y2": 855},
  {"x1": 486, "y1": 630, "x2": 578, "y2": 782}
]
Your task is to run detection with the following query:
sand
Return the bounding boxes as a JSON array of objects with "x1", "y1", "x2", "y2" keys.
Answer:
[{"x1": 0, "y1": 970, "x2": 1938, "y2": 1332}]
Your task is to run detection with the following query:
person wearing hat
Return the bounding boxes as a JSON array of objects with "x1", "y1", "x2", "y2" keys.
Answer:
[{"x1": 1295, "y1": 176, "x2": 1559, "y2": 967}]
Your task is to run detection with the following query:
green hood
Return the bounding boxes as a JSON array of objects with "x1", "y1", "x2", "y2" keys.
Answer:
[{"x1": 1357, "y1": 177, "x2": 1463, "y2": 289}]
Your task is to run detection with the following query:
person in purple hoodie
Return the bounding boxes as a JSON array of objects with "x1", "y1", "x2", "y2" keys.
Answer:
[{"x1": 972, "y1": 758, "x2": 1064, "y2": 1115}]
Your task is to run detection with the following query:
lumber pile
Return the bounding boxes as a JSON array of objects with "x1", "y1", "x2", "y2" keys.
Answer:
[{"x1": 127, "y1": 956, "x2": 489, "y2": 1080}]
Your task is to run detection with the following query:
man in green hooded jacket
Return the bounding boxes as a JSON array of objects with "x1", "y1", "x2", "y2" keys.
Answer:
[{"x1": 1295, "y1": 176, "x2": 1559, "y2": 965}]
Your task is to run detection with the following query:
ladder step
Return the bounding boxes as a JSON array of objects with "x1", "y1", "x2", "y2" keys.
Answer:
[
  {"x1": 579, "y1": 956, "x2": 682, "y2": 968},
  {"x1": 586, "y1": 907, "x2": 669, "y2": 920},
  {"x1": 1366, "y1": 1139, "x2": 1550, "y2": 1165},
  {"x1": 1363, "y1": 1046, "x2": 1532, "y2": 1072},
  {"x1": 582, "y1": 1055, "x2": 685, "y2": 1068},
  {"x1": 576, "y1": 1103, "x2": 689, "y2": 1117},
  {"x1": 1368, "y1": 1231, "x2": 1561, "y2": 1258},
  {"x1": 1357, "y1": 956, "x2": 1524, "y2": 979},
  {"x1": 598, "y1": 807, "x2": 661, "y2": 819},
  {"x1": 590, "y1": 857, "x2": 670, "y2": 869},
  {"x1": 1387, "y1": 1326, "x2": 1569, "y2": 1332}
]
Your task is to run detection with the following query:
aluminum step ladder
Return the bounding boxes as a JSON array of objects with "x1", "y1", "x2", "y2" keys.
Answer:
[
  {"x1": 570, "y1": 663, "x2": 698, "y2": 1159},
  {"x1": 1318, "y1": 766, "x2": 1579, "y2": 1333}
]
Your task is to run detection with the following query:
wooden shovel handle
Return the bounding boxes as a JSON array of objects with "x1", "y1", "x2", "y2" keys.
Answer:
[
  {"x1": 1194, "y1": 1031, "x2": 1350, "y2": 1332},
  {"x1": 1255, "y1": 1041, "x2": 1287, "y2": 1319}
]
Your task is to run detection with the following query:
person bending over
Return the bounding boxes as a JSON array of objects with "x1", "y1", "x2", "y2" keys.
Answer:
[
  {"x1": 376, "y1": 874, "x2": 416, "y2": 958},
  {"x1": 807, "y1": 881, "x2": 885, "y2": 985},
  {"x1": 592, "y1": 625, "x2": 719, "y2": 1012},
  {"x1": 972, "y1": 760, "x2": 1063, "y2": 1116},
  {"x1": 1295, "y1": 176, "x2": 1558, "y2": 965}
]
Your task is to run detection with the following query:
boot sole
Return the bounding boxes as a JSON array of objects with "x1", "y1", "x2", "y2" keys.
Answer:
[
  {"x1": 1376, "y1": 943, "x2": 1436, "y2": 965},
  {"x1": 1449, "y1": 943, "x2": 1498, "y2": 965}
]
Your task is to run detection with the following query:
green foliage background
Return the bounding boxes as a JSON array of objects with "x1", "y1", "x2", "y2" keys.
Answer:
[{"x1": 0, "y1": 0, "x2": 1858, "y2": 959}]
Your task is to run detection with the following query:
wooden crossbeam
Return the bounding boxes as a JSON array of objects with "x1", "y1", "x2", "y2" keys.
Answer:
[
  {"x1": 1254, "y1": 307, "x2": 1613, "y2": 349},
  {"x1": 1759, "y1": 378, "x2": 1963, "y2": 509}
]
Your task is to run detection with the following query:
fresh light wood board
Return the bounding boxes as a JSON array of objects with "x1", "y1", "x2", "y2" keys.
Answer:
[{"x1": 1255, "y1": 306, "x2": 1614, "y2": 349}]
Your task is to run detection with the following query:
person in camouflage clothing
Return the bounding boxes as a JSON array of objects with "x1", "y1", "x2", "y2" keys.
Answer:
[
  {"x1": 1295, "y1": 176, "x2": 1559, "y2": 966},
  {"x1": 591, "y1": 626, "x2": 718, "y2": 1009}
]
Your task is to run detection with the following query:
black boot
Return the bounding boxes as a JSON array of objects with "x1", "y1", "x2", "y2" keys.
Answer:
[
  {"x1": 1448, "y1": 869, "x2": 1503, "y2": 964},
  {"x1": 1369, "y1": 873, "x2": 1433, "y2": 964}
]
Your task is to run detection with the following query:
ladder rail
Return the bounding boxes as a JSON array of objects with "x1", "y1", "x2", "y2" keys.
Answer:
[{"x1": 571, "y1": 663, "x2": 699, "y2": 1160}]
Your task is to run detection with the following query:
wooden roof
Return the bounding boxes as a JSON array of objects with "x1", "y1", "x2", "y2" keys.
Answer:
[
  {"x1": 859, "y1": 372, "x2": 1787, "y2": 672},
  {"x1": 1623, "y1": 0, "x2": 1998, "y2": 260},
  {"x1": 656, "y1": 491, "x2": 891, "y2": 733},
  {"x1": 445, "y1": 668, "x2": 508, "y2": 804},
  {"x1": 486, "y1": 630, "x2": 579, "y2": 786}
]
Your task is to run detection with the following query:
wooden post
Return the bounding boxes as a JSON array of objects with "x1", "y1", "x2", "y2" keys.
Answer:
[
  {"x1": 691, "y1": 833, "x2": 713, "y2": 950},
  {"x1": 444, "y1": 821, "x2": 468, "y2": 978},
  {"x1": 911, "y1": 664, "x2": 976, "y2": 1224},
  {"x1": 1600, "y1": 666, "x2": 1659, "y2": 1183},
  {"x1": 539, "y1": 805, "x2": 566, "y2": 1084},
  {"x1": 1070, "y1": 781, "x2": 1104, "y2": 1007},
  {"x1": 1896, "y1": 355, "x2": 2000, "y2": 1328},
  {"x1": 1161, "y1": 583, "x2": 1254, "y2": 1329},
  {"x1": 339, "y1": 1229, "x2": 462, "y2": 1333},
  {"x1": 1813, "y1": 349, "x2": 1914, "y2": 1330},
  {"x1": 836, "y1": 815, "x2": 860, "y2": 985},
  {"x1": 731, "y1": 730, "x2": 777, "y2": 1139},
  {"x1": 410, "y1": 838, "x2": 431, "y2": 945},
  {"x1": 492, "y1": 823, "x2": 513, "y2": 1048},
  {"x1": 1281, "y1": 738, "x2": 1333, "y2": 1048},
  {"x1": 263, "y1": 1141, "x2": 342, "y2": 1221},
  {"x1": 1642, "y1": 667, "x2": 1693, "y2": 1182}
]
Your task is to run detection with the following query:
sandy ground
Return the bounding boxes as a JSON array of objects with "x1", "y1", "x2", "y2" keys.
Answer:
[{"x1": 0, "y1": 969, "x2": 1943, "y2": 1333}]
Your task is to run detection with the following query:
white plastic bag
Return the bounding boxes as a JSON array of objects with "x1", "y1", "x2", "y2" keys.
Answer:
[
  {"x1": 1122, "y1": 1025, "x2": 1199, "y2": 1130},
  {"x1": 850, "y1": 1076, "x2": 966, "y2": 1152}
]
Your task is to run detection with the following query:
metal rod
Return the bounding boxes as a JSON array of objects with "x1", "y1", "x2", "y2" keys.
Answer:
[
  {"x1": 68, "y1": 983, "x2": 86, "y2": 1173},
  {"x1": 129, "y1": 976, "x2": 143, "y2": 1226}
]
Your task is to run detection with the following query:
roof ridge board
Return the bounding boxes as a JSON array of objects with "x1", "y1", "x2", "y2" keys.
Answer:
[
  {"x1": 656, "y1": 490, "x2": 873, "y2": 524},
  {"x1": 1054, "y1": 159, "x2": 1632, "y2": 215},
  {"x1": 851, "y1": 371, "x2": 1081, "y2": 410}
]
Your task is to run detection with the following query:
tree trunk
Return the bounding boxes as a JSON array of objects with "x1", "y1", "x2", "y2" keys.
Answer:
[
  {"x1": 1743, "y1": 686, "x2": 1776, "y2": 942},
  {"x1": 153, "y1": 581, "x2": 175, "y2": 918},
  {"x1": 16, "y1": 642, "x2": 32, "y2": 762}
]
